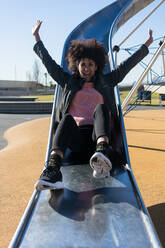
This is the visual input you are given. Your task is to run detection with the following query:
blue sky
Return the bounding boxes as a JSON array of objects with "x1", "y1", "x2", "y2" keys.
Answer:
[{"x1": 0, "y1": 0, "x2": 164, "y2": 85}]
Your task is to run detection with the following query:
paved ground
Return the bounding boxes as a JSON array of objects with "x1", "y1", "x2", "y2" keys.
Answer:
[
  {"x1": 0, "y1": 109, "x2": 165, "y2": 247},
  {"x1": 0, "y1": 113, "x2": 50, "y2": 150}
]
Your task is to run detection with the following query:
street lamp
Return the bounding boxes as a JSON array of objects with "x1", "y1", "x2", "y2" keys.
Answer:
[{"x1": 44, "y1": 72, "x2": 47, "y2": 93}]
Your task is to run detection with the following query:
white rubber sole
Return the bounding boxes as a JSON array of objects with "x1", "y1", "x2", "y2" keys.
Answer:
[
  {"x1": 90, "y1": 152, "x2": 112, "y2": 178},
  {"x1": 35, "y1": 179, "x2": 64, "y2": 191}
]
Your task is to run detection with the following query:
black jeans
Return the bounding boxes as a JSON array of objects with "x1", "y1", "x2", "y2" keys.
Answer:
[{"x1": 51, "y1": 104, "x2": 111, "y2": 156}]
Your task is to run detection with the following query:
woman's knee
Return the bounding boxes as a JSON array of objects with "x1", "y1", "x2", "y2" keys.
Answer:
[
  {"x1": 62, "y1": 113, "x2": 74, "y2": 123},
  {"x1": 59, "y1": 114, "x2": 78, "y2": 130}
]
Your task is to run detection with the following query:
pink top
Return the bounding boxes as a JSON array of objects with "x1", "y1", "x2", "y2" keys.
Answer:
[{"x1": 68, "y1": 82, "x2": 104, "y2": 126}]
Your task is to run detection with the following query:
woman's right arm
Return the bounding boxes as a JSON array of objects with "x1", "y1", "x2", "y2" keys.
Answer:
[{"x1": 32, "y1": 21, "x2": 70, "y2": 87}]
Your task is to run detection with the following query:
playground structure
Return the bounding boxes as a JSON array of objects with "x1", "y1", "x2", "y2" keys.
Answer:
[
  {"x1": 119, "y1": 35, "x2": 165, "y2": 112},
  {"x1": 9, "y1": 1, "x2": 164, "y2": 247},
  {"x1": 122, "y1": 34, "x2": 165, "y2": 115}
]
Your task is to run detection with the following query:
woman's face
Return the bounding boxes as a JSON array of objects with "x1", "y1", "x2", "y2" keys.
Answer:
[{"x1": 78, "y1": 58, "x2": 97, "y2": 82}]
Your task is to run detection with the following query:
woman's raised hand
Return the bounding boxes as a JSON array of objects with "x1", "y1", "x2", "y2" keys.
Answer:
[
  {"x1": 144, "y1": 29, "x2": 153, "y2": 48},
  {"x1": 32, "y1": 20, "x2": 42, "y2": 42}
]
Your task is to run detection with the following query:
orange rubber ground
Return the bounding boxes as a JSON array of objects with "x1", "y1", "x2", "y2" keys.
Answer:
[{"x1": 0, "y1": 109, "x2": 164, "y2": 247}]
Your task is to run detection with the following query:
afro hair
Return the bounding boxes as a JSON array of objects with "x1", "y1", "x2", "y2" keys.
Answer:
[{"x1": 67, "y1": 39, "x2": 108, "y2": 74}]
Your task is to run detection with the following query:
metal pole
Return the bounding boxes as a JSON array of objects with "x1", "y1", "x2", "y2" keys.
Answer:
[
  {"x1": 44, "y1": 72, "x2": 48, "y2": 93},
  {"x1": 122, "y1": 36, "x2": 165, "y2": 111},
  {"x1": 119, "y1": 0, "x2": 165, "y2": 48},
  {"x1": 162, "y1": 50, "x2": 165, "y2": 74},
  {"x1": 159, "y1": 41, "x2": 165, "y2": 74}
]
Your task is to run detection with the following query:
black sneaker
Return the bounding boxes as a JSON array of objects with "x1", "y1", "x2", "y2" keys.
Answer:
[
  {"x1": 90, "y1": 142, "x2": 112, "y2": 178},
  {"x1": 35, "y1": 154, "x2": 64, "y2": 191}
]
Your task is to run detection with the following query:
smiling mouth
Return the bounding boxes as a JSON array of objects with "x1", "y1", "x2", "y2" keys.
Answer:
[{"x1": 83, "y1": 73, "x2": 91, "y2": 77}]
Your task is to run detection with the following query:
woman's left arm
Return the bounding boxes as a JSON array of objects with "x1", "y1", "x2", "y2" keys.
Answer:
[{"x1": 104, "y1": 29, "x2": 153, "y2": 86}]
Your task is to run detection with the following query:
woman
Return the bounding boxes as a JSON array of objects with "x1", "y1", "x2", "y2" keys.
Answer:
[{"x1": 32, "y1": 20, "x2": 153, "y2": 190}]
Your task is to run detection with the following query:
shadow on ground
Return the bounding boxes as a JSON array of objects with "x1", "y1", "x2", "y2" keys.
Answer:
[{"x1": 148, "y1": 203, "x2": 165, "y2": 247}]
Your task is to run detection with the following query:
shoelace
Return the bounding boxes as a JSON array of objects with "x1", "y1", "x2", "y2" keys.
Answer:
[
  {"x1": 48, "y1": 157, "x2": 56, "y2": 167},
  {"x1": 44, "y1": 157, "x2": 60, "y2": 168},
  {"x1": 42, "y1": 166, "x2": 58, "y2": 177}
]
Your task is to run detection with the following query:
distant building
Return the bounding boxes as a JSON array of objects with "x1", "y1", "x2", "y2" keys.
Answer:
[{"x1": 0, "y1": 80, "x2": 44, "y2": 96}]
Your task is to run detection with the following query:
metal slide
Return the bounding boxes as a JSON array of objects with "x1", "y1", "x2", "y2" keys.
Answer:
[{"x1": 9, "y1": 1, "x2": 162, "y2": 247}]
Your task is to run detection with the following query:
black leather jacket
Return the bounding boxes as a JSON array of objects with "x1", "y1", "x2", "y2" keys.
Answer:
[{"x1": 34, "y1": 41, "x2": 148, "y2": 122}]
